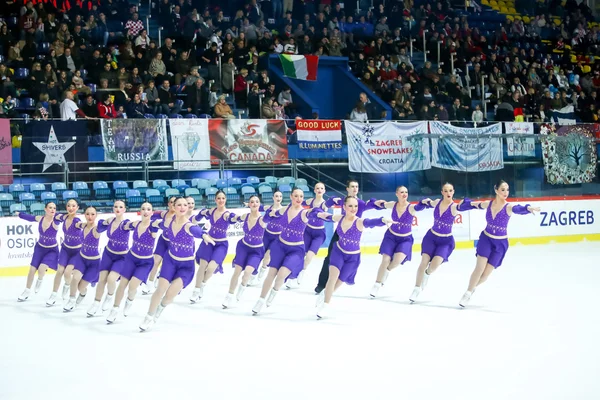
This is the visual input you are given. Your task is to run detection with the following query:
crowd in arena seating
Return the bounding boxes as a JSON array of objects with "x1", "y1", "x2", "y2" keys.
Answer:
[{"x1": 0, "y1": 0, "x2": 599, "y2": 124}]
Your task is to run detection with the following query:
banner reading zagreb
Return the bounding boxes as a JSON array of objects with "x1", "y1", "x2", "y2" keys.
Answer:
[
  {"x1": 169, "y1": 119, "x2": 211, "y2": 170},
  {"x1": 101, "y1": 119, "x2": 168, "y2": 162},
  {"x1": 296, "y1": 119, "x2": 342, "y2": 151},
  {"x1": 345, "y1": 121, "x2": 430, "y2": 173},
  {"x1": 209, "y1": 120, "x2": 288, "y2": 164},
  {"x1": 505, "y1": 122, "x2": 536, "y2": 157},
  {"x1": 430, "y1": 122, "x2": 503, "y2": 172}
]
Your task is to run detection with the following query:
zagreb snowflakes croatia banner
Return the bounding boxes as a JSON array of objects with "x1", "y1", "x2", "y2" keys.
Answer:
[
  {"x1": 169, "y1": 119, "x2": 211, "y2": 170},
  {"x1": 209, "y1": 119, "x2": 289, "y2": 164},
  {"x1": 430, "y1": 122, "x2": 503, "y2": 172},
  {"x1": 345, "y1": 121, "x2": 430, "y2": 173},
  {"x1": 505, "y1": 122, "x2": 536, "y2": 157},
  {"x1": 539, "y1": 124, "x2": 597, "y2": 185},
  {"x1": 101, "y1": 119, "x2": 168, "y2": 163}
]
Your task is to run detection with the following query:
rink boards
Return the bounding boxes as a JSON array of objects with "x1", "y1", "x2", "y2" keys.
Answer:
[{"x1": 1, "y1": 198, "x2": 599, "y2": 276}]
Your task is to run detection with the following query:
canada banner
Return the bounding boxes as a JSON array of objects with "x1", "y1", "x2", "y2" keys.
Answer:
[
  {"x1": 345, "y1": 121, "x2": 431, "y2": 173},
  {"x1": 209, "y1": 120, "x2": 288, "y2": 164}
]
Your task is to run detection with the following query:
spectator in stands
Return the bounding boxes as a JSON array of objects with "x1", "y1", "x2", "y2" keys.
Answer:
[
  {"x1": 80, "y1": 94, "x2": 98, "y2": 118},
  {"x1": 158, "y1": 80, "x2": 180, "y2": 115},
  {"x1": 214, "y1": 95, "x2": 235, "y2": 119},
  {"x1": 277, "y1": 87, "x2": 293, "y2": 108},
  {"x1": 185, "y1": 77, "x2": 209, "y2": 116},
  {"x1": 149, "y1": 52, "x2": 167, "y2": 85},
  {"x1": 350, "y1": 101, "x2": 368, "y2": 122},
  {"x1": 98, "y1": 93, "x2": 116, "y2": 118},
  {"x1": 34, "y1": 93, "x2": 53, "y2": 120},
  {"x1": 234, "y1": 68, "x2": 250, "y2": 108},
  {"x1": 60, "y1": 90, "x2": 87, "y2": 120},
  {"x1": 261, "y1": 97, "x2": 276, "y2": 118},
  {"x1": 125, "y1": 12, "x2": 144, "y2": 39}
]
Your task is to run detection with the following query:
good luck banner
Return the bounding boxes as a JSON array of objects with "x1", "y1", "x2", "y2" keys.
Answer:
[
  {"x1": 169, "y1": 119, "x2": 211, "y2": 170},
  {"x1": 430, "y1": 122, "x2": 503, "y2": 172},
  {"x1": 296, "y1": 119, "x2": 343, "y2": 156},
  {"x1": 345, "y1": 121, "x2": 430, "y2": 173},
  {"x1": 101, "y1": 119, "x2": 168, "y2": 163},
  {"x1": 540, "y1": 124, "x2": 597, "y2": 184},
  {"x1": 209, "y1": 120, "x2": 288, "y2": 164}
]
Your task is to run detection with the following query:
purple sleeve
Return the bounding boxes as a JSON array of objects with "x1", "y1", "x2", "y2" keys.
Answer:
[
  {"x1": 413, "y1": 198, "x2": 431, "y2": 212},
  {"x1": 150, "y1": 212, "x2": 162, "y2": 221},
  {"x1": 307, "y1": 208, "x2": 326, "y2": 220},
  {"x1": 188, "y1": 224, "x2": 206, "y2": 239},
  {"x1": 193, "y1": 209, "x2": 208, "y2": 222},
  {"x1": 325, "y1": 197, "x2": 341, "y2": 208},
  {"x1": 365, "y1": 198, "x2": 381, "y2": 211},
  {"x1": 96, "y1": 220, "x2": 109, "y2": 233},
  {"x1": 512, "y1": 204, "x2": 531, "y2": 215},
  {"x1": 227, "y1": 212, "x2": 237, "y2": 224},
  {"x1": 362, "y1": 217, "x2": 386, "y2": 229},
  {"x1": 18, "y1": 213, "x2": 36, "y2": 222},
  {"x1": 457, "y1": 198, "x2": 477, "y2": 212},
  {"x1": 259, "y1": 205, "x2": 265, "y2": 212}
]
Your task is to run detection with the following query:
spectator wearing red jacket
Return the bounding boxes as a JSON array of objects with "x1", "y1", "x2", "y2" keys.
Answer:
[
  {"x1": 234, "y1": 68, "x2": 250, "y2": 108},
  {"x1": 379, "y1": 60, "x2": 398, "y2": 84},
  {"x1": 98, "y1": 94, "x2": 116, "y2": 118}
]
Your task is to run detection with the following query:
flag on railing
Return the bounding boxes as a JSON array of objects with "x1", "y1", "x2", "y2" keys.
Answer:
[
  {"x1": 279, "y1": 55, "x2": 319, "y2": 81},
  {"x1": 21, "y1": 120, "x2": 89, "y2": 174},
  {"x1": 540, "y1": 124, "x2": 597, "y2": 184},
  {"x1": 550, "y1": 105, "x2": 577, "y2": 125}
]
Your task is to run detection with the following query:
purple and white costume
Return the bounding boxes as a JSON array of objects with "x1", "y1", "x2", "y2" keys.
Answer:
[
  {"x1": 421, "y1": 200, "x2": 470, "y2": 263},
  {"x1": 379, "y1": 202, "x2": 427, "y2": 263},
  {"x1": 267, "y1": 206, "x2": 316, "y2": 279},
  {"x1": 303, "y1": 199, "x2": 327, "y2": 254},
  {"x1": 260, "y1": 205, "x2": 284, "y2": 251},
  {"x1": 99, "y1": 218, "x2": 131, "y2": 273},
  {"x1": 18, "y1": 213, "x2": 62, "y2": 271},
  {"x1": 193, "y1": 209, "x2": 235, "y2": 273},
  {"x1": 232, "y1": 214, "x2": 266, "y2": 273},
  {"x1": 329, "y1": 217, "x2": 386, "y2": 284},
  {"x1": 74, "y1": 222, "x2": 109, "y2": 284},
  {"x1": 161, "y1": 221, "x2": 206, "y2": 288},
  {"x1": 475, "y1": 201, "x2": 531, "y2": 268},
  {"x1": 57, "y1": 214, "x2": 83, "y2": 267},
  {"x1": 113, "y1": 221, "x2": 159, "y2": 282},
  {"x1": 152, "y1": 211, "x2": 174, "y2": 258}
]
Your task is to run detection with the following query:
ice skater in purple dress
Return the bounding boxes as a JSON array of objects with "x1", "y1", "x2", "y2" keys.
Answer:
[
  {"x1": 251, "y1": 188, "x2": 319, "y2": 315},
  {"x1": 285, "y1": 182, "x2": 328, "y2": 289},
  {"x1": 459, "y1": 180, "x2": 540, "y2": 307},
  {"x1": 139, "y1": 197, "x2": 214, "y2": 331},
  {"x1": 369, "y1": 186, "x2": 430, "y2": 298},
  {"x1": 106, "y1": 203, "x2": 161, "y2": 324},
  {"x1": 64, "y1": 207, "x2": 109, "y2": 312},
  {"x1": 409, "y1": 183, "x2": 473, "y2": 303},
  {"x1": 87, "y1": 200, "x2": 131, "y2": 317},
  {"x1": 312, "y1": 196, "x2": 394, "y2": 318},
  {"x1": 222, "y1": 195, "x2": 267, "y2": 309},
  {"x1": 142, "y1": 196, "x2": 177, "y2": 294},
  {"x1": 15, "y1": 202, "x2": 62, "y2": 302},
  {"x1": 250, "y1": 190, "x2": 284, "y2": 286},
  {"x1": 189, "y1": 190, "x2": 236, "y2": 303},
  {"x1": 47, "y1": 199, "x2": 83, "y2": 306}
]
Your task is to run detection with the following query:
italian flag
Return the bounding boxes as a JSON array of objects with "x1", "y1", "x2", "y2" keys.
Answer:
[{"x1": 279, "y1": 55, "x2": 319, "y2": 81}]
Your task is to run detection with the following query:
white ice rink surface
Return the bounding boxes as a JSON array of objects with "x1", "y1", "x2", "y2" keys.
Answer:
[{"x1": 1, "y1": 242, "x2": 600, "y2": 400}]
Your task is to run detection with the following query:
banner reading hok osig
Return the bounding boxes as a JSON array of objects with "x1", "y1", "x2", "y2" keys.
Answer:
[
  {"x1": 209, "y1": 119, "x2": 288, "y2": 164},
  {"x1": 101, "y1": 119, "x2": 168, "y2": 162},
  {"x1": 430, "y1": 122, "x2": 503, "y2": 172},
  {"x1": 345, "y1": 121, "x2": 430, "y2": 173}
]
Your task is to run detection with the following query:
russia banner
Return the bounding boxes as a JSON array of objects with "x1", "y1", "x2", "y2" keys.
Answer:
[
  {"x1": 346, "y1": 121, "x2": 430, "y2": 173},
  {"x1": 296, "y1": 120, "x2": 343, "y2": 158},
  {"x1": 430, "y1": 122, "x2": 503, "y2": 172}
]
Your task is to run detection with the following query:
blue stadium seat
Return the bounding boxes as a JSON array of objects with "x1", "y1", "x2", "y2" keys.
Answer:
[
  {"x1": 241, "y1": 186, "x2": 257, "y2": 201},
  {"x1": 19, "y1": 192, "x2": 36, "y2": 207},
  {"x1": 172, "y1": 179, "x2": 189, "y2": 192},
  {"x1": 265, "y1": 176, "x2": 277, "y2": 189},
  {"x1": 296, "y1": 184, "x2": 311, "y2": 199},
  {"x1": 175, "y1": 99, "x2": 184, "y2": 109},
  {"x1": 205, "y1": 187, "x2": 218, "y2": 206},
  {"x1": 133, "y1": 180, "x2": 149, "y2": 196},
  {"x1": 184, "y1": 114, "x2": 197, "y2": 118},
  {"x1": 93, "y1": 181, "x2": 111, "y2": 200},
  {"x1": 216, "y1": 179, "x2": 228, "y2": 189},
  {"x1": 145, "y1": 189, "x2": 163, "y2": 208},
  {"x1": 41, "y1": 192, "x2": 57, "y2": 204},
  {"x1": 165, "y1": 188, "x2": 180, "y2": 199},
  {"x1": 88, "y1": 83, "x2": 97, "y2": 93},
  {"x1": 113, "y1": 181, "x2": 129, "y2": 199},
  {"x1": 278, "y1": 184, "x2": 292, "y2": 200},
  {"x1": 30, "y1": 183, "x2": 46, "y2": 199},
  {"x1": 30, "y1": 203, "x2": 46, "y2": 216},
  {"x1": 153, "y1": 179, "x2": 168, "y2": 188},
  {"x1": 144, "y1": 114, "x2": 155, "y2": 119},
  {"x1": 52, "y1": 182, "x2": 67, "y2": 198},
  {"x1": 170, "y1": 114, "x2": 183, "y2": 118},
  {"x1": 225, "y1": 187, "x2": 240, "y2": 207},
  {"x1": 198, "y1": 114, "x2": 211, "y2": 119},
  {"x1": 246, "y1": 176, "x2": 260, "y2": 188},
  {"x1": 62, "y1": 190, "x2": 79, "y2": 201},
  {"x1": 10, "y1": 203, "x2": 26, "y2": 214},
  {"x1": 126, "y1": 189, "x2": 144, "y2": 208},
  {"x1": 295, "y1": 178, "x2": 308, "y2": 188},
  {"x1": 195, "y1": 178, "x2": 211, "y2": 195},
  {"x1": 277, "y1": 177, "x2": 295, "y2": 188},
  {"x1": 0, "y1": 193, "x2": 15, "y2": 208},
  {"x1": 15, "y1": 68, "x2": 29, "y2": 79},
  {"x1": 73, "y1": 181, "x2": 90, "y2": 200},
  {"x1": 227, "y1": 177, "x2": 242, "y2": 190},
  {"x1": 258, "y1": 185, "x2": 273, "y2": 205},
  {"x1": 9, "y1": 183, "x2": 25, "y2": 198},
  {"x1": 184, "y1": 188, "x2": 203, "y2": 203},
  {"x1": 155, "y1": 114, "x2": 168, "y2": 119}
]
